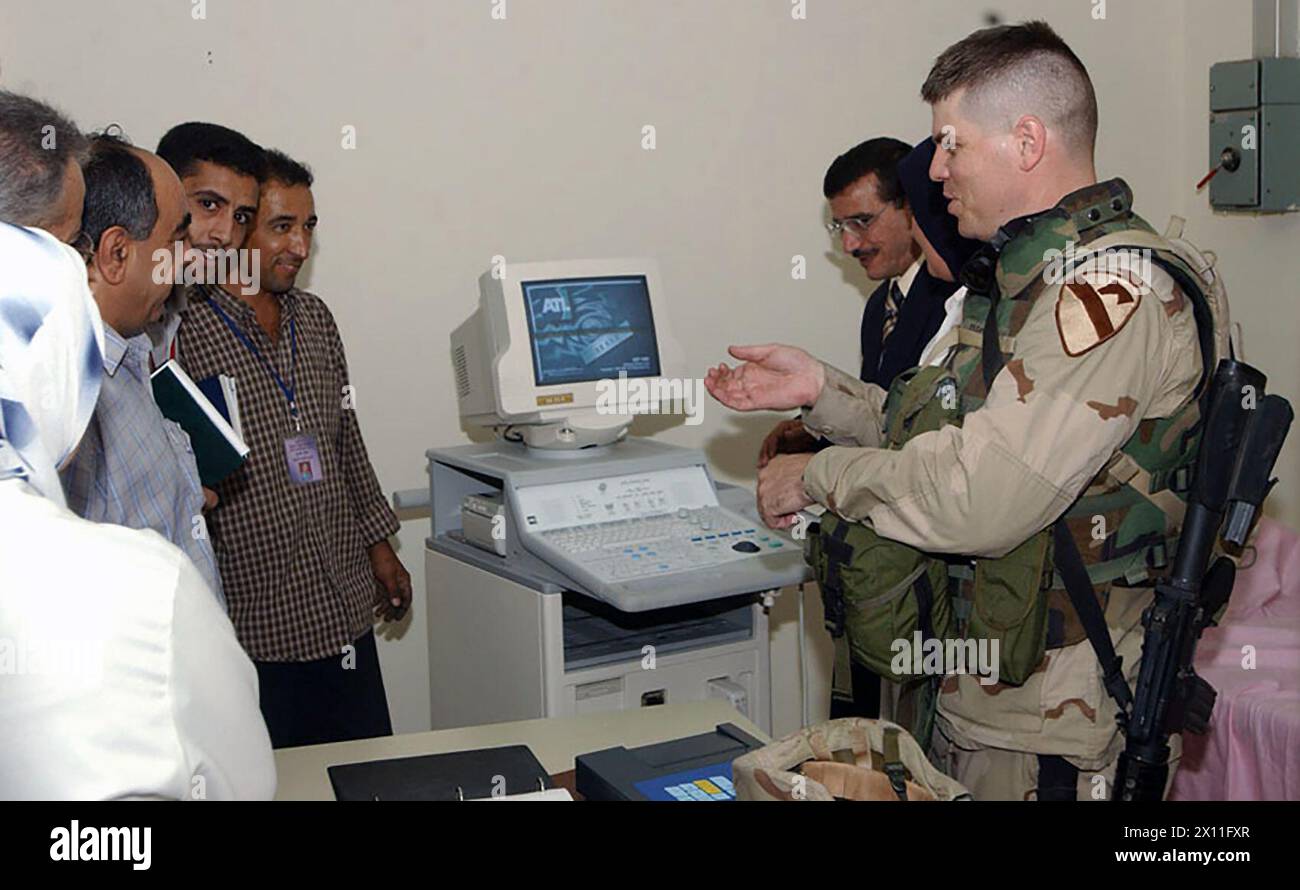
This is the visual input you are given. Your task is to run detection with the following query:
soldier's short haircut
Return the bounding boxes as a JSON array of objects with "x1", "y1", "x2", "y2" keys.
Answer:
[
  {"x1": 0, "y1": 90, "x2": 88, "y2": 229},
  {"x1": 823, "y1": 137, "x2": 911, "y2": 205},
  {"x1": 920, "y1": 20, "x2": 1098, "y2": 160},
  {"x1": 263, "y1": 149, "x2": 313, "y2": 189}
]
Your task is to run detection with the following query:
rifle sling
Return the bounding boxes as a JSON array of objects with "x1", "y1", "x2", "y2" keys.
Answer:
[{"x1": 1052, "y1": 519, "x2": 1134, "y2": 714}]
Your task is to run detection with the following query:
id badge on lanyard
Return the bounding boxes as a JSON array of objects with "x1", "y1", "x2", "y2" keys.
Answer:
[
  {"x1": 284, "y1": 431, "x2": 323, "y2": 485},
  {"x1": 210, "y1": 302, "x2": 324, "y2": 485}
]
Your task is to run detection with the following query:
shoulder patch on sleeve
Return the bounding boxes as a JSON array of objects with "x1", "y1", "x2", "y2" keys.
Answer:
[{"x1": 1054, "y1": 271, "x2": 1142, "y2": 357}]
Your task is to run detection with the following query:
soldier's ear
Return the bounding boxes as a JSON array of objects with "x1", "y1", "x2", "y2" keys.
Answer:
[{"x1": 1012, "y1": 114, "x2": 1048, "y2": 172}]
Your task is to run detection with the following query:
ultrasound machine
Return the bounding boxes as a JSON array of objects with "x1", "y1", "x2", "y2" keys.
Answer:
[{"x1": 398, "y1": 259, "x2": 810, "y2": 733}]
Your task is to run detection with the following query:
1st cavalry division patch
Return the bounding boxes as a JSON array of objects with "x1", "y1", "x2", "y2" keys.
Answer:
[{"x1": 1055, "y1": 272, "x2": 1142, "y2": 357}]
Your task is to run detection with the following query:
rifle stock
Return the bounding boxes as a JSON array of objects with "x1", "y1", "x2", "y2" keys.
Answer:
[{"x1": 1113, "y1": 360, "x2": 1291, "y2": 801}]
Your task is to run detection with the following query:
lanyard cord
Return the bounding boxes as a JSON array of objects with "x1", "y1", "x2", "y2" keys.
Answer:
[{"x1": 209, "y1": 299, "x2": 301, "y2": 431}]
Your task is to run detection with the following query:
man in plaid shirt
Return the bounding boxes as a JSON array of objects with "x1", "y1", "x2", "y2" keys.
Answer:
[{"x1": 175, "y1": 140, "x2": 411, "y2": 748}]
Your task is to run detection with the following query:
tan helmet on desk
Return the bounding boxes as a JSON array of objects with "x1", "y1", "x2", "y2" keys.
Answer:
[{"x1": 732, "y1": 718, "x2": 971, "y2": 801}]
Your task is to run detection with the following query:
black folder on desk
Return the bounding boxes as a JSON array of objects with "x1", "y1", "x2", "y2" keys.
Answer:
[{"x1": 327, "y1": 745, "x2": 552, "y2": 801}]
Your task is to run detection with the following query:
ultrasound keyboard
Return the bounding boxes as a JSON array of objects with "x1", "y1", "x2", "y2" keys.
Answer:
[
  {"x1": 512, "y1": 465, "x2": 803, "y2": 608},
  {"x1": 537, "y1": 505, "x2": 789, "y2": 583}
]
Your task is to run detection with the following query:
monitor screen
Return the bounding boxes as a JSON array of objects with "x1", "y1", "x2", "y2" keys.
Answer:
[{"x1": 521, "y1": 275, "x2": 662, "y2": 387}]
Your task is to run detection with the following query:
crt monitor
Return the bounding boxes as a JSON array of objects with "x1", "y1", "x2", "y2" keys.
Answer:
[
  {"x1": 451, "y1": 258, "x2": 686, "y2": 442},
  {"x1": 523, "y1": 274, "x2": 661, "y2": 387}
]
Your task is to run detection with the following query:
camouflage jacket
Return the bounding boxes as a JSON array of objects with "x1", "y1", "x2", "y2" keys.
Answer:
[{"x1": 799, "y1": 179, "x2": 1204, "y2": 763}]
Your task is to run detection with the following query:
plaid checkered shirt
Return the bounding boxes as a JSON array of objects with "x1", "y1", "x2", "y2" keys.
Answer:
[{"x1": 176, "y1": 283, "x2": 399, "y2": 662}]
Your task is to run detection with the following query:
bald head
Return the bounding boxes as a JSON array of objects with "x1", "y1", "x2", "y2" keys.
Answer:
[{"x1": 81, "y1": 133, "x2": 189, "y2": 337}]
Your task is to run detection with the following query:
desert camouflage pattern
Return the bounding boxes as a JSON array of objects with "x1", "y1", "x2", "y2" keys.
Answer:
[
  {"x1": 798, "y1": 180, "x2": 1205, "y2": 797},
  {"x1": 802, "y1": 365, "x2": 889, "y2": 450},
  {"x1": 732, "y1": 718, "x2": 971, "y2": 801},
  {"x1": 930, "y1": 722, "x2": 1182, "y2": 801},
  {"x1": 802, "y1": 180, "x2": 1200, "y2": 560},
  {"x1": 936, "y1": 583, "x2": 1154, "y2": 765}
]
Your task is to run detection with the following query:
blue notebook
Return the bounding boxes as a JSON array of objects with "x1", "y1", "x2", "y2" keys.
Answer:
[
  {"x1": 195, "y1": 373, "x2": 243, "y2": 439},
  {"x1": 196, "y1": 376, "x2": 230, "y2": 423}
]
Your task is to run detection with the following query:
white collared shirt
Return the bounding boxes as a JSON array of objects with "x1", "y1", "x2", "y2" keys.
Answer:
[
  {"x1": 0, "y1": 480, "x2": 275, "y2": 800},
  {"x1": 894, "y1": 257, "x2": 922, "y2": 303},
  {"x1": 919, "y1": 286, "x2": 968, "y2": 367}
]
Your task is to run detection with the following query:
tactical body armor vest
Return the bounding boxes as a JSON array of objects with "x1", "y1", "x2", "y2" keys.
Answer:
[{"x1": 810, "y1": 180, "x2": 1219, "y2": 714}]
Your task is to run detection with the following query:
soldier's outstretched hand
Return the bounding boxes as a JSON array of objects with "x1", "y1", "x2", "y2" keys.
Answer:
[{"x1": 705, "y1": 344, "x2": 825, "y2": 412}]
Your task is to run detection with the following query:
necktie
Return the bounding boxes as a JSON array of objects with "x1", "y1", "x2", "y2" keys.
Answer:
[{"x1": 881, "y1": 279, "x2": 904, "y2": 343}]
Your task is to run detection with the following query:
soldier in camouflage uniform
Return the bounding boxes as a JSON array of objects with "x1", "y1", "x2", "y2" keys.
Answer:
[{"x1": 705, "y1": 22, "x2": 1206, "y2": 800}]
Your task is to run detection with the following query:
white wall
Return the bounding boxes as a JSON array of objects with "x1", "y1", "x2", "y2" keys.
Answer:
[
  {"x1": 1175, "y1": 0, "x2": 1300, "y2": 532},
  {"x1": 5, "y1": 0, "x2": 1289, "y2": 738}
]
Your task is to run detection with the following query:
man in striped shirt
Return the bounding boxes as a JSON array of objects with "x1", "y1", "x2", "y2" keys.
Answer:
[{"x1": 61, "y1": 133, "x2": 224, "y2": 607}]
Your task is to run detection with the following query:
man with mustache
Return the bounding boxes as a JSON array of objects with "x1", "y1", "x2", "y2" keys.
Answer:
[
  {"x1": 61, "y1": 133, "x2": 225, "y2": 607},
  {"x1": 830, "y1": 138, "x2": 944, "y2": 389},
  {"x1": 761, "y1": 138, "x2": 956, "y2": 720},
  {"x1": 175, "y1": 149, "x2": 410, "y2": 748},
  {"x1": 759, "y1": 139, "x2": 956, "y2": 466}
]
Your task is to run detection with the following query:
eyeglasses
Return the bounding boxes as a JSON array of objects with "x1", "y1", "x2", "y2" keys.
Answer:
[{"x1": 825, "y1": 214, "x2": 879, "y2": 238}]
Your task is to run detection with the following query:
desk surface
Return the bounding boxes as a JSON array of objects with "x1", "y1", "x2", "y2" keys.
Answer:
[{"x1": 273, "y1": 700, "x2": 769, "y2": 801}]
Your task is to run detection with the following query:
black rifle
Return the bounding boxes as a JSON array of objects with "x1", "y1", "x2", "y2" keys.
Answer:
[{"x1": 1113, "y1": 359, "x2": 1292, "y2": 800}]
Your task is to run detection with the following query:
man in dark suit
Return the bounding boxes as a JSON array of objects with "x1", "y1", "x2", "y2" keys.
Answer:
[
  {"x1": 761, "y1": 138, "x2": 957, "y2": 462},
  {"x1": 827, "y1": 139, "x2": 956, "y2": 388},
  {"x1": 759, "y1": 137, "x2": 959, "y2": 720}
]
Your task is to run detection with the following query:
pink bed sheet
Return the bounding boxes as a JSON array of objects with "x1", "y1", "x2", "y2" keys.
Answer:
[{"x1": 1167, "y1": 517, "x2": 1300, "y2": 800}]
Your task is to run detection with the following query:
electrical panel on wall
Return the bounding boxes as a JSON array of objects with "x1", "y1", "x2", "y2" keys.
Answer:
[{"x1": 1206, "y1": 2, "x2": 1300, "y2": 213}]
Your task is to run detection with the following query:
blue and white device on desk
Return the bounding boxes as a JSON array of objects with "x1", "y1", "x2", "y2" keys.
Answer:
[{"x1": 417, "y1": 259, "x2": 809, "y2": 732}]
